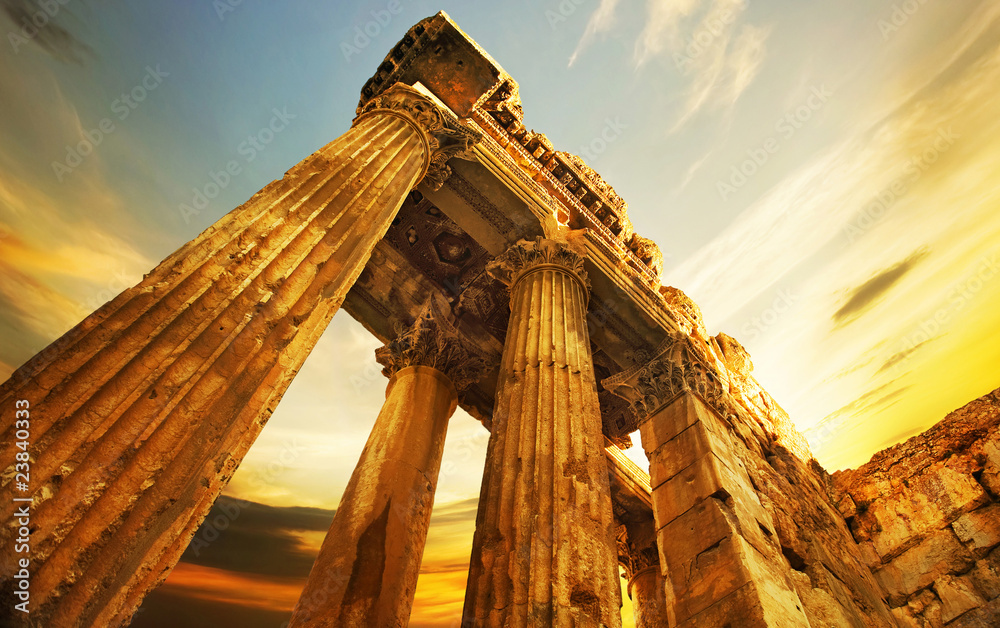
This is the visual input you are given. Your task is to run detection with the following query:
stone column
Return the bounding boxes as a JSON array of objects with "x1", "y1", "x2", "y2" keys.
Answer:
[
  {"x1": 604, "y1": 337, "x2": 809, "y2": 627},
  {"x1": 615, "y1": 516, "x2": 671, "y2": 628},
  {"x1": 628, "y1": 568, "x2": 671, "y2": 628},
  {"x1": 289, "y1": 300, "x2": 483, "y2": 627},
  {"x1": 0, "y1": 84, "x2": 480, "y2": 627},
  {"x1": 462, "y1": 236, "x2": 622, "y2": 628}
]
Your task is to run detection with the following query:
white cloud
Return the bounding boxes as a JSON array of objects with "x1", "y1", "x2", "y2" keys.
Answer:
[
  {"x1": 568, "y1": 0, "x2": 623, "y2": 67},
  {"x1": 570, "y1": 0, "x2": 768, "y2": 130}
]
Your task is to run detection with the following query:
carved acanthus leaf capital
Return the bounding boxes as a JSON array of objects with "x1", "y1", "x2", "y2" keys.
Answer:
[
  {"x1": 355, "y1": 83, "x2": 483, "y2": 191},
  {"x1": 375, "y1": 298, "x2": 486, "y2": 391},
  {"x1": 603, "y1": 333, "x2": 729, "y2": 424},
  {"x1": 615, "y1": 522, "x2": 660, "y2": 579},
  {"x1": 486, "y1": 236, "x2": 591, "y2": 299}
]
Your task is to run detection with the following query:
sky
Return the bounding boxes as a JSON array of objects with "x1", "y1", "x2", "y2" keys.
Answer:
[{"x1": 1, "y1": 0, "x2": 999, "y2": 626}]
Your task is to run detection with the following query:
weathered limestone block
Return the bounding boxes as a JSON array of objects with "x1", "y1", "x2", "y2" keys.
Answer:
[
  {"x1": 857, "y1": 541, "x2": 883, "y2": 570},
  {"x1": 789, "y1": 570, "x2": 855, "y2": 628},
  {"x1": 673, "y1": 571, "x2": 809, "y2": 628},
  {"x1": 874, "y1": 529, "x2": 975, "y2": 605},
  {"x1": 980, "y1": 462, "x2": 1000, "y2": 498},
  {"x1": 833, "y1": 389, "x2": 1000, "y2": 507},
  {"x1": 649, "y1": 451, "x2": 768, "y2": 532},
  {"x1": 890, "y1": 589, "x2": 943, "y2": 628},
  {"x1": 714, "y1": 332, "x2": 754, "y2": 379},
  {"x1": 859, "y1": 463, "x2": 989, "y2": 559},
  {"x1": 667, "y1": 532, "x2": 805, "y2": 625},
  {"x1": 463, "y1": 236, "x2": 622, "y2": 627},
  {"x1": 605, "y1": 332, "x2": 893, "y2": 626},
  {"x1": 640, "y1": 395, "x2": 808, "y2": 627},
  {"x1": 659, "y1": 286, "x2": 707, "y2": 339},
  {"x1": 945, "y1": 597, "x2": 1000, "y2": 628},
  {"x1": 838, "y1": 493, "x2": 859, "y2": 519},
  {"x1": 969, "y1": 547, "x2": 1000, "y2": 601},
  {"x1": 934, "y1": 574, "x2": 987, "y2": 623},
  {"x1": 952, "y1": 503, "x2": 1000, "y2": 557},
  {"x1": 645, "y1": 411, "x2": 736, "y2": 483},
  {"x1": 984, "y1": 437, "x2": 1000, "y2": 468},
  {"x1": 657, "y1": 496, "x2": 774, "y2": 576}
]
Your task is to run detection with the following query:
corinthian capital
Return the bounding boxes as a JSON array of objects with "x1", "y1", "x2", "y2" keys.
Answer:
[
  {"x1": 355, "y1": 83, "x2": 482, "y2": 191},
  {"x1": 375, "y1": 298, "x2": 485, "y2": 391},
  {"x1": 603, "y1": 334, "x2": 728, "y2": 424},
  {"x1": 486, "y1": 236, "x2": 591, "y2": 299}
]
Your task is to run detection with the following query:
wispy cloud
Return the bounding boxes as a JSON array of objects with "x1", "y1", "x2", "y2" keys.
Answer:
[
  {"x1": 666, "y1": 3, "x2": 1000, "y2": 470},
  {"x1": 832, "y1": 248, "x2": 929, "y2": 326},
  {"x1": 568, "y1": 0, "x2": 623, "y2": 67},
  {"x1": 571, "y1": 0, "x2": 769, "y2": 130},
  {"x1": 0, "y1": 0, "x2": 91, "y2": 63}
]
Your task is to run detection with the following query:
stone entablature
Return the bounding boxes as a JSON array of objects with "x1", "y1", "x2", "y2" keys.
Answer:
[{"x1": 358, "y1": 12, "x2": 666, "y2": 298}]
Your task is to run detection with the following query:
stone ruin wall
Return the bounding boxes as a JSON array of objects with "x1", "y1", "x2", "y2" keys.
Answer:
[
  {"x1": 833, "y1": 387, "x2": 1000, "y2": 627},
  {"x1": 642, "y1": 293, "x2": 897, "y2": 626}
]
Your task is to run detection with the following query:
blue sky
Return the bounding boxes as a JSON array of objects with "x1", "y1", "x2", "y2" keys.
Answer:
[{"x1": 3, "y1": 1, "x2": 1000, "y2": 625}]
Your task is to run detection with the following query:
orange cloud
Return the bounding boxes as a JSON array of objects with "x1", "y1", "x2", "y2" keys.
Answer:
[{"x1": 157, "y1": 562, "x2": 305, "y2": 614}]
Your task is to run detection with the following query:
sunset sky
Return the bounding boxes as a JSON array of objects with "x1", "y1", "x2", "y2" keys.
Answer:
[{"x1": 2, "y1": 0, "x2": 999, "y2": 625}]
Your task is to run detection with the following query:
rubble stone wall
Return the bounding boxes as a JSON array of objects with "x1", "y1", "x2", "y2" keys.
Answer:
[{"x1": 833, "y1": 387, "x2": 1000, "y2": 627}]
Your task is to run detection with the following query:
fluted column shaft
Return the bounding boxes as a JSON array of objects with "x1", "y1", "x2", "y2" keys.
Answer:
[
  {"x1": 463, "y1": 237, "x2": 622, "y2": 628},
  {"x1": 290, "y1": 300, "x2": 483, "y2": 627},
  {"x1": 0, "y1": 84, "x2": 479, "y2": 627}
]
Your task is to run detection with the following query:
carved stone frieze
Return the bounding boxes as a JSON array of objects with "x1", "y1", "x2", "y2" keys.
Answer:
[
  {"x1": 485, "y1": 236, "x2": 591, "y2": 299},
  {"x1": 375, "y1": 298, "x2": 486, "y2": 390},
  {"x1": 355, "y1": 83, "x2": 482, "y2": 191},
  {"x1": 445, "y1": 171, "x2": 516, "y2": 236}
]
